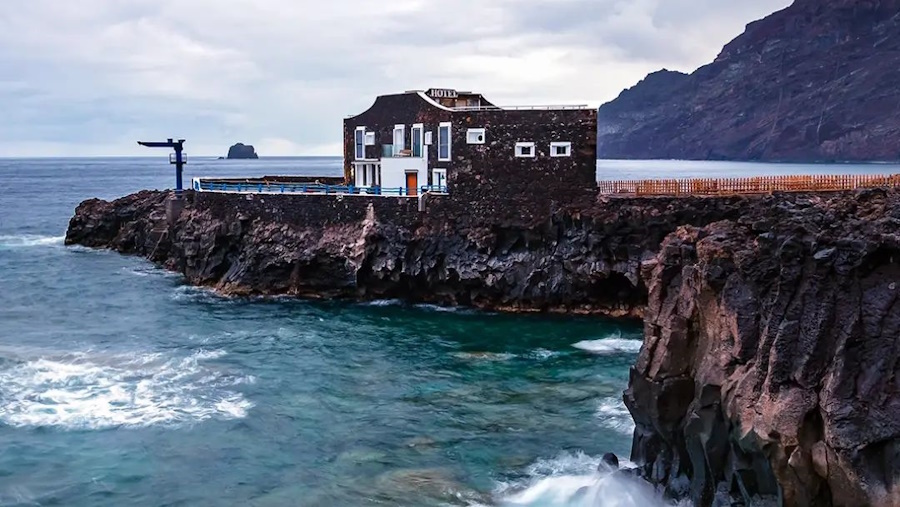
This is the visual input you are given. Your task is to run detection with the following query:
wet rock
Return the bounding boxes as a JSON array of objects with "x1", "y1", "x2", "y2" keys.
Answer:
[{"x1": 600, "y1": 453, "x2": 619, "y2": 471}]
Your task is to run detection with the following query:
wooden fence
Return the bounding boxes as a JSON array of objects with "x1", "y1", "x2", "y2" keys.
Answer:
[{"x1": 597, "y1": 174, "x2": 900, "y2": 196}]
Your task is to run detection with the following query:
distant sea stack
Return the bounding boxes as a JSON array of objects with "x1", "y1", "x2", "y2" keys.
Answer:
[
  {"x1": 597, "y1": 0, "x2": 900, "y2": 162},
  {"x1": 226, "y1": 143, "x2": 259, "y2": 160}
]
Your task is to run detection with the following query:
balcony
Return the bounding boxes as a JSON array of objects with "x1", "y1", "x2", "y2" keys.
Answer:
[{"x1": 381, "y1": 144, "x2": 419, "y2": 158}]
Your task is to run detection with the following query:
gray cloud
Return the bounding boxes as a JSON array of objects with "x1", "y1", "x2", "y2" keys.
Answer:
[{"x1": 0, "y1": 0, "x2": 791, "y2": 156}]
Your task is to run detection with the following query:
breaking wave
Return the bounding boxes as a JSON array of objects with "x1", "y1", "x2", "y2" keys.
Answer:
[
  {"x1": 595, "y1": 397, "x2": 636, "y2": 435},
  {"x1": 572, "y1": 334, "x2": 643, "y2": 354},
  {"x1": 0, "y1": 347, "x2": 253, "y2": 429},
  {"x1": 0, "y1": 234, "x2": 65, "y2": 249},
  {"x1": 489, "y1": 451, "x2": 670, "y2": 507}
]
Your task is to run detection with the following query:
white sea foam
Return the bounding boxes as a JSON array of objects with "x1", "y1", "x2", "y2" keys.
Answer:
[
  {"x1": 171, "y1": 285, "x2": 229, "y2": 303},
  {"x1": 528, "y1": 348, "x2": 560, "y2": 360},
  {"x1": 0, "y1": 348, "x2": 253, "y2": 429},
  {"x1": 364, "y1": 299, "x2": 404, "y2": 307},
  {"x1": 122, "y1": 265, "x2": 179, "y2": 278},
  {"x1": 414, "y1": 303, "x2": 461, "y2": 313},
  {"x1": 489, "y1": 452, "x2": 670, "y2": 507},
  {"x1": 596, "y1": 397, "x2": 636, "y2": 435},
  {"x1": 0, "y1": 234, "x2": 65, "y2": 248},
  {"x1": 451, "y1": 352, "x2": 518, "y2": 362},
  {"x1": 572, "y1": 333, "x2": 643, "y2": 355}
]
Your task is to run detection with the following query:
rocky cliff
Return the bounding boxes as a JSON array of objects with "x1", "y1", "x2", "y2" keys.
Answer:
[
  {"x1": 628, "y1": 189, "x2": 900, "y2": 506},
  {"x1": 226, "y1": 143, "x2": 259, "y2": 159},
  {"x1": 64, "y1": 190, "x2": 748, "y2": 317},
  {"x1": 597, "y1": 0, "x2": 900, "y2": 162},
  {"x1": 66, "y1": 188, "x2": 900, "y2": 505}
]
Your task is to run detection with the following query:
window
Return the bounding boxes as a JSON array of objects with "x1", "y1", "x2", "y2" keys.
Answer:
[
  {"x1": 551, "y1": 142, "x2": 572, "y2": 157},
  {"x1": 466, "y1": 128, "x2": 486, "y2": 145},
  {"x1": 438, "y1": 122, "x2": 451, "y2": 161},
  {"x1": 515, "y1": 142, "x2": 535, "y2": 158},
  {"x1": 432, "y1": 168, "x2": 447, "y2": 191},
  {"x1": 393, "y1": 125, "x2": 405, "y2": 156},
  {"x1": 354, "y1": 127, "x2": 365, "y2": 160},
  {"x1": 365, "y1": 132, "x2": 375, "y2": 146},
  {"x1": 412, "y1": 124, "x2": 424, "y2": 158},
  {"x1": 424, "y1": 131, "x2": 433, "y2": 146}
]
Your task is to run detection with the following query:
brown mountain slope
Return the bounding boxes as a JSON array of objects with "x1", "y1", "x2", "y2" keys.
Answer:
[{"x1": 597, "y1": 0, "x2": 900, "y2": 162}]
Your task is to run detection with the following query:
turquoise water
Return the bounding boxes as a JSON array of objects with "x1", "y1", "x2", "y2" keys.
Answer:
[{"x1": 0, "y1": 157, "x2": 653, "y2": 506}]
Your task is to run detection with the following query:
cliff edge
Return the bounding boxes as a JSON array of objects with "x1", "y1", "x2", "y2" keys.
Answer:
[
  {"x1": 597, "y1": 0, "x2": 900, "y2": 161},
  {"x1": 628, "y1": 189, "x2": 900, "y2": 505}
]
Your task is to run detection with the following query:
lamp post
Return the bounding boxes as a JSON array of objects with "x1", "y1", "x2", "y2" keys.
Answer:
[{"x1": 137, "y1": 138, "x2": 187, "y2": 225}]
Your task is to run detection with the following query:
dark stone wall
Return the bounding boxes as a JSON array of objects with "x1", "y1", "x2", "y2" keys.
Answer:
[
  {"x1": 343, "y1": 93, "x2": 452, "y2": 182},
  {"x1": 448, "y1": 108, "x2": 598, "y2": 223}
]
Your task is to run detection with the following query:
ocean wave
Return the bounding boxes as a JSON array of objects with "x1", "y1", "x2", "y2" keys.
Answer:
[
  {"x1": 595, "y1": 397, "x2": 636, "y2": 435},
  {"x1": 122, "y1": 265, "x2": 179, "y2": 278},
  {"x1": 572, "y1": 334, "x2": 643, "y2": 354},
  {"x1": 489, "y1": 452, "x2": 668, "y2": 507},
  {"x1": 0, "y1": 348, "x2": 253, "y2": 430},
  {"x1": 0, "y1": 234, "x2": 65, "y2": 249},
  {"x1": 363, "y1": 299, "x2": 404, "y2": 307},
  {"x1": 171, "y1": 285, "x2": 231, "y2": 304}
]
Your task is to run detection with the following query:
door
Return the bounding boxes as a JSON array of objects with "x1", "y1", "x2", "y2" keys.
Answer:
[{"x1": 406, "y1": 172, "x2": 418, "y2": 196}]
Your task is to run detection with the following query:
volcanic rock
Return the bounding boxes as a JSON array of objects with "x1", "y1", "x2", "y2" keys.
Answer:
[{"x1": 597, "y1": 0, "x2": 900, "y2": 162}]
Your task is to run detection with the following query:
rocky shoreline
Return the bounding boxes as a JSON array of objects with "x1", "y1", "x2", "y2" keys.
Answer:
[{"x1": 66, "y1": 188, "x2": 900, "y2": 506}]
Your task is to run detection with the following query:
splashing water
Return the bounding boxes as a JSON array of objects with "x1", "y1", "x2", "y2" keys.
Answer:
[
  {"x1": 0, "y1": 348, "x2": 254, "y2": 430},
  {"x1": 0, "y1": 234, "x2": 65, "y2": 249},
  {"x1": 490, "y1": 452, "x2": 671, "y2": 507},
  {"x1": 572, "y1": 334, "x2": 643, "y2": 354}
]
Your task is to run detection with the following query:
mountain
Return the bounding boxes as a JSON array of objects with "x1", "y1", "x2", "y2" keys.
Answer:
[{"x1": 597, "y1": 0, "x2": 900, "y2": 162}]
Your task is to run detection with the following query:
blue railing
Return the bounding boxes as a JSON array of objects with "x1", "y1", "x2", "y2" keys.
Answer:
[{"x1": 195, "y1": 181, "x2": 448, "y2": 196}]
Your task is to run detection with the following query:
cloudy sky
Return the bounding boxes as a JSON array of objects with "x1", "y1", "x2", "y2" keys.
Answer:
[{"x1": 0, "y1": 0, "x2": 791, "y2": 157}]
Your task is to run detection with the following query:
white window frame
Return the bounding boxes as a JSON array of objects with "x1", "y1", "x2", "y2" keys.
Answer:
[
  {"x1": 354, "y1": 126, "x2": 366, "y2": 160},
  {"x1": 364, "y1": 131, "x2": 375, "y2": 146},
  {"x1": 515, "y1": 142, "x2": 536, "y2": 158},
  {"x1": 432, "y1": 168, "x2": 447, "y2": 190},
  {"x1": 393, "y1": 124, "x2": 406, "y2": 157},
  {"x1": 412, "y1": 123, "x2": 424, "y2": 158},
  {"x1": 438, "y1": 122, "x2": 452, "y2": 162},
  {"x1": 550, "y1": 142, "x2": 572, "y2": 157},
  {"x1": 424, "y1": 131, "x2": 433, "y2": 146},
  {"x1": 466, "y1": 128, "x2": 486, "y2": 145}
]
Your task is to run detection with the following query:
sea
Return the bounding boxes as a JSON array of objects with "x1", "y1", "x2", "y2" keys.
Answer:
[{"x1": 1, "y1": 157, "x2": 898, "y2": 507}]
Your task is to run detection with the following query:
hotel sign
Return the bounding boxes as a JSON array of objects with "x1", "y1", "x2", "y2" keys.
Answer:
[{"x1": 427, "y1": 88, "x2": 458, "y2": 99}]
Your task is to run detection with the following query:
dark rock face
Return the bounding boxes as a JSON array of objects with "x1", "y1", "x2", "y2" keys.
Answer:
[
  {"x1": 226, "y1": 143, "x2": 259, "y2": 159},
  {"x1": 66, "y1": 188, "x2": 900, "y2": 505},
  {"x1": 626, "y1": 189, "x2": 900, "y2": 506},
  {"x1": 597, "y1": 0, "x2": 900, "y2": 162},
  {"x1": 65, "y1": 190, "x2": 751, "y2": 316}
]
